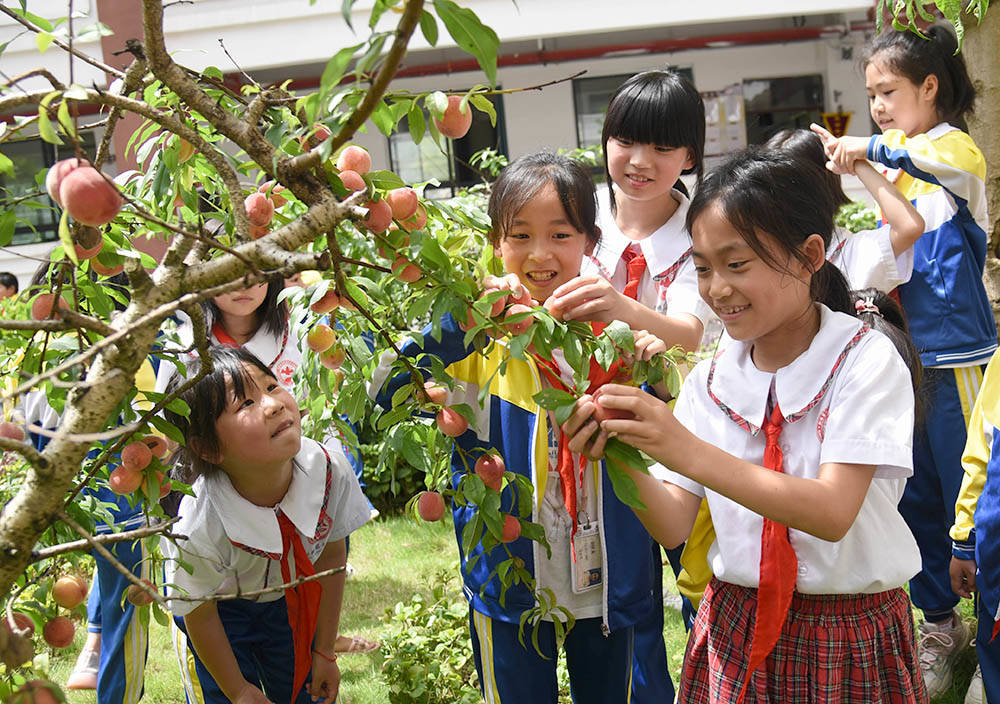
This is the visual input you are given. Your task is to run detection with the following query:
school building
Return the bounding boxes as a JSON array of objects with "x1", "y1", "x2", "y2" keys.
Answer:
[{"x1": 0, "y1": 0, "x2": 879, "y2": 286}]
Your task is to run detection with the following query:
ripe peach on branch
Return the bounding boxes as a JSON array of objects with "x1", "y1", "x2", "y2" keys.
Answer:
[
  {"x1": 336, "y1": 145, "x2": 372, "y2": 175},
  {"x1": 417, "y1": 491, "x2": 445, "y2": 522},
  {"x1": 58, "y1": 166, "x2": 123, "y2": 226},
  {"x1": 433, "y1": 95, "x2": 473, "y2": 140},
  {"x1": 42, "y1": 617, "x2": 74, "y2": 648}
]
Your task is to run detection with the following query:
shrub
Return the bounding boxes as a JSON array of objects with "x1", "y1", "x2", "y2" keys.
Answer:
[
  {"x1": 835, "y1": 200, "x2": 878, "y2": 233},
  {"x1": 380, "y1": 572, "x2": 480, "y2": 704}
]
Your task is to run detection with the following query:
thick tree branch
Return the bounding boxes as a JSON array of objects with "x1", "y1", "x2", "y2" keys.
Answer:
[
  {"x1": 0, "y1": 437, "x2": 49, "y2": 473},
  {"x1": 327, "y1": 0, "x2": 425, "y2": 157}
]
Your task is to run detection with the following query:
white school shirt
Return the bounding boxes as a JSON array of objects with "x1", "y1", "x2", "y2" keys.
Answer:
[
  {"x1": 652, "y1": 305, "x2": 921, "y2": 594},
  {"x1": 827, "y1": 225, "x2": 914, "y2": 292},
  {"x1": 582, "y1": 187, "x2": 713, "y2": 326},
  {"x1": 162, "y1": 437, "x2": 370, "y2": 617}
]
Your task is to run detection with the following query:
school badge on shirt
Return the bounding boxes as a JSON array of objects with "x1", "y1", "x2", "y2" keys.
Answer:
[{"x1": 276, "y1": 360, "x2": 297, "y2": 387}]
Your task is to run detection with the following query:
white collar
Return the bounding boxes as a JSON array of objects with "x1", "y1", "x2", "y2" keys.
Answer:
[
  {"x1": 204, "y1": 438, "x2": 329, "y2": 556},
  {"x1": 925, "y1": 122, "x2": 958, "y2": 140},
  {"x1": 210, "y1": 316, "x2": 286, "y2": 368},
  {"x1": 707, "y1": 306, "x2": 868, "y2": 435},
  {"x1": 592, "y1": 188, "x2": 692, "y2": 277}
]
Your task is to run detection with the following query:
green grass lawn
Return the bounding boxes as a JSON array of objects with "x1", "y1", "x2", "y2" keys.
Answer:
[{"x1": 40, "y1": 513, "x2": 981, "y2": 703}]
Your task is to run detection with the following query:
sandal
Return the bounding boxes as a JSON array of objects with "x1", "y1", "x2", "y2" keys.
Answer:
[
  {"x1": 66, "y1": 648, "x2": 99, "y2": 690},
  {"x1": 333, "y1": 634, "x2": 379, "y2": 655}
]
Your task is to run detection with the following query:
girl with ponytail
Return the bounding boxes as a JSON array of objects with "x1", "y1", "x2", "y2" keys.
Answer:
[{"x1": 562, "y1": 147, "x2": 927, "y2": 703}]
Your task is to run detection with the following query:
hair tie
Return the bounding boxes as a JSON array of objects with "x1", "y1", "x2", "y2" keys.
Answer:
[{"x1": 854, "y1": 297, "x2": 881, "y2": 317}]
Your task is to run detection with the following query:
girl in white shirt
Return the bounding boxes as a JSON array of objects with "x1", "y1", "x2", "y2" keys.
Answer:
[
  {"x1": 161, "y1": 347, "x2": 370, "y2": 704},
  {"x1": 564, "y1": 148, "x2": 927, "y2": 703}
]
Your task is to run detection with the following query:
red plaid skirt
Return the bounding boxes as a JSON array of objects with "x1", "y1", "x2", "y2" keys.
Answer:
[{"x1": 679, "y1": 578, "x2": 928, "y2": 704}]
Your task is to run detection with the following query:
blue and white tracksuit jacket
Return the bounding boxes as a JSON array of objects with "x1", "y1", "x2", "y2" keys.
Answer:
[
  {"x1": 373, "y1": 314, "x2": 660, "y2": 633},
  {"x1": 867, "y1": 123, "x2": 996, "y2": 367}
]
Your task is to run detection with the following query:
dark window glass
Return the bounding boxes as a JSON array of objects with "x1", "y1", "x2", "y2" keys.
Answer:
[{"x1": 742, "y1": 75, "x2": 824, "y2": 145}]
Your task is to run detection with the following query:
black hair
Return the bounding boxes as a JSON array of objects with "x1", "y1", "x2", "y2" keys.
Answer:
[
  {"x1": 863, "y1": 24, "x2": 976, "y2": 130},
  {"x1": 163, "y1": 346, "x2": 278, "y2": 481},
  {"x1": 202, "y1": 276, "x2": 288, "y2": 339},
  {"x1": 851, "y1": 287, "x2": 922, "y2": 393},
  {"x1": 0, "y1": 272, "x2": 18, "y2": 293},
  {"x1": 487, "y1": 150, "x2": 599, "y2": 248},
  {"x1": 687, "y1": 147, "x2": 854, "y2": 315},
  {"x1": 601, "y1": 70, "x2": 706, "y2": 213},
  {"x1": 763, "y1": 129, "x2": 851, "y2": 210}
]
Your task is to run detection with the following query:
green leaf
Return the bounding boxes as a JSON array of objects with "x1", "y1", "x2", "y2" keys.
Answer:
[
  {"x1": 365, "y1": 169, "x2": 406, "y2": 190},
  {"x1": 58, "y1": 211, "x2": 78, "y2": 265},
  {"x1": 407, "y1": 102, "x2": 426, "y2": 144},
  {"x1": 432, "y1": 0, "x2": 500, "y2": 85},
  {"x1": 37, "y1": 92, "x2": 63, "y2": 145},
  {"x1": 603, "y1": 440, "x2": 649, "y2": 510},
  {"x1": 320, "y1": 43, "x2": 363, "y2": 95},
  {"x1": 370, "y1": 100, "x2": 396, "y2": 137},
  {"x1": 419, "y1": 9, "x2": 439, "y2": 46},
  {"x1": 166, "y1": 397, "x2": 191, "y2": 417},
  {"x1": 532, "y1": 388, "x2": 576, "y2": 410},
  {"x1": 426, "y1": 91, "x2": 449, "y2": 119},
  {"x1": 341, "y1": 0, "x2": 356, "y2": 31},
  {"x1": 603, "y1": 320, "x2": 634, "y2": 350},
  {"x1": 148, "y1": 414, "x2": 184, "y2": 445},
  {"x1": 0, "y1": 209, "x2": 14, "y2": 246},
  {"x1": 17, "y1": 8, "x2": 53, "y2": 31},
  {"x1": 35, "y1": 31, "x2": 54, "y2": 54},
  {"x1": 56, "y1": 100, "x2": 75, "y2": 138},
  {"x1": 469, "y1": 93, "x2": 497, "y2": 127}
]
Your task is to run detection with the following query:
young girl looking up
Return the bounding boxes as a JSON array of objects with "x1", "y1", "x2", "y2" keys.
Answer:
[
  {"x1": 820, "y1": 25, "x2": 992, "y2": 697},
  {"x1": 766, "y1": 127, "x2": 924, "y2": 292},
  {"x1": 549, "y1": 69, "x2": 711, "y2": 352},
  {"x1": 565, "y1": 149, "x2": 927, "y2": 703},
  {"x1": 161, "y1": 347, "x2": 370, "y2": 704},
  {"x1": 371, "y1": 151, "x2": 664, "y2": 704}
]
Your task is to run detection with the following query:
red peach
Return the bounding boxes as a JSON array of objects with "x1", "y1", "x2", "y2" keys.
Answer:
[
  {"x1": 310, "y1": 289, "x2": 341, "y2": 314},
  {"x1": 108, "y1": 466, "x2": 142, "y2": 495},
  {"x1": 258, "y1": 181, "x2": 288, "y2": 207},
  {"x1": 338, "y1": 169, "x2": 367, "y2": 193},
  {"x1": 3, "y1": 612, "x2": 35, "y2": 638},
  {"x1": 244, "y1": 192, "x2": 274, "y2": 227},
  {"x1": 392, "y1": 256, "x2": 422, "y2": 283},
  {"x1": 319, "y1": 346, "x2": 347, "y2": 370},
  {"x1": 475, "y1": 453, "x2": 505, "y2": 492},
  {"x1": 59, "y1": 166, "x2": 123, "y2": 226},
  {"x1": 436, "y1": 407, "x2": 468, "y2": 437},
  {"x1": 45, "y1": 158, "x2": 88, "y2": 206},
  {"x1": 73, "y1": 226, "x2": 103, "y2": 261},
  {"x1": 336, "y1": 145, "x2": 372, "y2": 175},
  {"x1": 121, "y1": 441, "x2": 152, "y2": 471},
  {"x1": 249, "y1": 224, "x2": 270, "y2": 240},
  {"x1": 362, "y1": 199, "x2": 393, "y2": 233},
  {"x1": 386, "y1": 188, "x2": 419, "y2": 221},
  {"x1": 178, "y1": 138, "x2": 195, "y2": 164},
  {"x1": 0, "y1": 421, "x2": 25, "y2": 442},
  {"x1": 399, "y1": 204, "x2": 427, "y2": 232},
  {"x1": 300, "y1": 123, "x2": 333, "y2": 151},
  {"x1": 51, "y1": 576, "x2": 86, "y2": 609},
  {"x1": 306, "y1": 324, "x2": 336, "y2": 353},
  {"x1": 30, "y1": 293, "x2": 65, "y2": 321},
  {"x1": 90, "y1": 258, "x2": 124, "y2": 277},
  {"x1": 434, "y1": 95, "x2": 473, "y2": 140},
  {"x1": 422, "y1": 381, "x2": 448, "y2": 406},
  {"x1": 126, "y1": 579, "x2": 156, "y2": 607},
  {"x1": 42, "y1": 616, "x2": 74, "y2": 648},
  {"x1": 7, "y1": 679, "x2": 63, "y2": 704},
  {"x1": 143, "y1": 436, "x2": 168, "y2": 459},
  {"x1": 417, "y1": 491, "x2": 445, "y2": 522},
  {"x1": 501, "y1": 514, "x2": 521, "y2": 543}
]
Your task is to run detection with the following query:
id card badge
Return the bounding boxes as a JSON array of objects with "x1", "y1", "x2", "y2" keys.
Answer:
[{"x1": 571, "y1": 520, "x2": 603, "y2": 593}]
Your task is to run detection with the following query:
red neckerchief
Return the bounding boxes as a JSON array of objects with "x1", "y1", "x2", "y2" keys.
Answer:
[
  {"x1": 736, "y1": 403, "x2": 798, "y2": 702},
  {"x1": 276, "y1": 510, "x2": 322, "y2": 702},
  {"x1": 530, "y1": 343, "x2": 625, "y2": 547},
  {"x1": 621, "y1": 244, "x2": 647, "y2": 301},
  {"x1": 211, "y1": 321, "x2": 289, "y2": 370}
]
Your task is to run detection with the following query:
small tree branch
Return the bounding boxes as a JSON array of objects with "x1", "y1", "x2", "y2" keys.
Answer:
[
  {"x1": 27, "y1": 421, "x2": 140, "y2": 443},
  {"x1": 94, "y1": 58, "x2": 149, "y2": 169},
  {"x1": 31, "y1": 517, "x2": 182, "y2": 562},
  {"x1": 0, "y1": 6, "x2": 126, "y2": 80},
  {"x1": 3, "y1": 68, "x2": 65, "y2": 91},
  {"x1": 327, "y1": 0, "x2": 425, "y2": 157}
]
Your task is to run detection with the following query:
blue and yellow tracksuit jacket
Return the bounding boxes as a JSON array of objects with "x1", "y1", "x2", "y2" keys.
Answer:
[
  {"x1": 374, "y1": 314, "x2": 659, "y2": 632},
  {"x1": 952, "y1": 351, "x2": 1000, "y2": 623},
  {"x1": 867, "y1": 123, "x2": 996, "y2": 367}
]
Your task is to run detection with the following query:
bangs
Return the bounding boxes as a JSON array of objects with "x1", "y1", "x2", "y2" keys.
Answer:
[{"x1": 601, "y1": 71, "x2": 705, "y2": 151}]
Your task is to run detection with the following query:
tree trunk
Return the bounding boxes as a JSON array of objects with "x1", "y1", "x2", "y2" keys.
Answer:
[{"x1": 965, "y1": 9, "x2": 1000, "y2": 319}]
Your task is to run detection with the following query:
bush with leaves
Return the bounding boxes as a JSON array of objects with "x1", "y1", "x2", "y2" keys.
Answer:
[{"x1": 380, "y1": 571, "x2": 481, "y2": 704}]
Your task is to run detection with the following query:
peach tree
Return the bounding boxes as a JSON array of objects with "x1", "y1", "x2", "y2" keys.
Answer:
[{"x1": 0, "y1": 0, "x2": 686, "y2": 693}]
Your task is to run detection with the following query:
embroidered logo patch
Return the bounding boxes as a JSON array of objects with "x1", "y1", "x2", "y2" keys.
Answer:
[
  {"x1": 276, "y1": 360, "x2": 297, "y2": 387},
  {"x1": 816, "y1": 409, "x2": 829, "y2": 441}
]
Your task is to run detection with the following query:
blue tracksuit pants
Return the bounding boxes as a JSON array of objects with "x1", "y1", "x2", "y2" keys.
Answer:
[
  {"x1": 899, "y1": 366, "x2": 984, "y2": 621},
  {"x1": 469, "y1": 606, "x2": 634, "y2": 703},
  {"x1": 173, "y1": 597, "x2": 318, "y2": 704}
]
